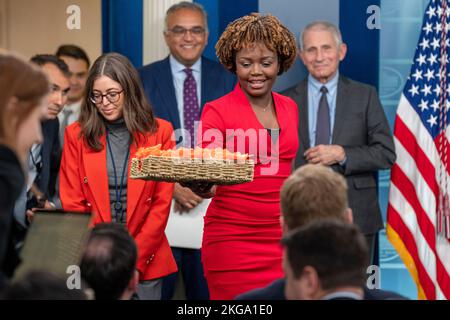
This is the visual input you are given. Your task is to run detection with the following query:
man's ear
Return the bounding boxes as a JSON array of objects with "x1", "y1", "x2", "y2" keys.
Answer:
[
  {"x1": 301, "y1": 266, "x2": 321, "y2": 299},
  {"x1": 338, "y1": 43, "x2": 347, "y2": 61},
  {"x1": 345, "y1": 207, "x2": 353, "y2": 224},
  {"x1": 280, "y1": 215, "x2": 289, "y2": 235},
  {"x1": 163, "y1": 30, "x2": 170, "y2": 44},
  {"x1": 128, "y1": 269, "x2": 139, "y2": 293}
]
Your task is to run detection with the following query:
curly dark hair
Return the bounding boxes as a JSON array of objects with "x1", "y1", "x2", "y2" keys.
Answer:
[{"x1": 216, "y1": 13, "x2": 297, "y2": 75}]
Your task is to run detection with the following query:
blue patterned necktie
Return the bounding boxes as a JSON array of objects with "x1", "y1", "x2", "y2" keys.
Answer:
[
  {"x1": 315, "y1": 86, "x2": 330, "y2": 145},
  {"x1": 183, "y1": 68, "x2": 200, "y2": 147}
]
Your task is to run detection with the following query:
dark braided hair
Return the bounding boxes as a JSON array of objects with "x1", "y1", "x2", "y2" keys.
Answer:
[{"x1": 216, "y1": 13, "x2": 297, "y2": 75}]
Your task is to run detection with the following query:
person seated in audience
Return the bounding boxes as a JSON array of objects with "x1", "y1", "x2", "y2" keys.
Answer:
[
  {"x1": 80, "y1": 223, "x2": 138, "y2": 300},
  {"x1": 1, "y1": 270, "x2": 88, "y2": 300},
  {"x1": 0, "y1": 53, "x2": 49, "y2": 287},
  {"x1": 282, "y1": 219, "x2": 368, "y2": 300},
  {"x1": 236, "y1": 164, "x2": 407, "y2": 300}
]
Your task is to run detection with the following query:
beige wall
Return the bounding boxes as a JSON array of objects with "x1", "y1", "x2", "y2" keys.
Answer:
[{"x1": 0, "y1": 0, "x2": 101, "y2": 63}]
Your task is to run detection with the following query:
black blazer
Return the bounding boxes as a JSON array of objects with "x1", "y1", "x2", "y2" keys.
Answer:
[
  {"x1": 39, "y1": 118, "x2": 60, "y2": 198},
  {"x1": 282, "y1": 76, "x2": 396, "y2": 234},
  {"x1": 0, "y1": 145, "x2": 25, "y2": 286},
  {"x1": 138, "y1": 56, "x2": 236, "y2": 132},
  {"x1": 1, "y1": 121, "x2": 60, "y2": 282}
]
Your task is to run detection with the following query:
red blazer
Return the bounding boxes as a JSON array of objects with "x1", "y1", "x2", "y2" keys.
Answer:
[{"x1": 59, "y1": 118, "x2": 177, "y2": 281}]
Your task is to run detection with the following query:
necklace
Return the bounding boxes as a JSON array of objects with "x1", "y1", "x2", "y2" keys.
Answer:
[{"x1": 262, "y1": 100, "x2": 273, "y2": 112}]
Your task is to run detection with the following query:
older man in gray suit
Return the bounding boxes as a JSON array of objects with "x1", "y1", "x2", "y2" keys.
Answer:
[{"x1": 282, "y1": 21, "x2": 396, "y2": 261}]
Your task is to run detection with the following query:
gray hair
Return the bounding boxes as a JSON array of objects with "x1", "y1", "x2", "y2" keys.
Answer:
[
  {"x1": 299, "y1": 21, "x2": 343, "y2": 50},
  {"x1": 164, "y1": 1, "x2": 208, "y2": 33}
]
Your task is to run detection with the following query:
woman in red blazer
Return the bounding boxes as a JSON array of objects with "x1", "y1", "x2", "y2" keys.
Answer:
[{"x1": 59, "y1": 53, "x2": 177, "y2": 300}]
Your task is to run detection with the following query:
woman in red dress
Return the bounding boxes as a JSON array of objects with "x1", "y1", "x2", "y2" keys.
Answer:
[{"x1": 190, "y1": 14, "x2": 298, "y2": 299}]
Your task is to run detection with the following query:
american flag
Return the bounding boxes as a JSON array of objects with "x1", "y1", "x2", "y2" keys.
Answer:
[{"x1": 387, "y1": 0, "x2": 450, "y2": 300}]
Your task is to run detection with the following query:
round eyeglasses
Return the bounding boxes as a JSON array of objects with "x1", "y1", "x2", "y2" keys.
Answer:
[
  {"x1": 90, "y1": 90, "x2": 123, "y2": 104},
  {"x1": 167, "y1": 26, "x2": 206, "y2": 37}
]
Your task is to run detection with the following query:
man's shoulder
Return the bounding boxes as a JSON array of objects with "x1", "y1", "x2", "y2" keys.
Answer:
[
  {"x1": 41, "y1": 118, "x2": 60, "y2": 136},
  {"x1": 138, "y1": 57, "x2": 170, "y2": 77},
  {"x1": 339, "y1": 76, "x2": 376, "y2": 94},
  {"x1": 42, "y1": 118, "x2": 59, "y2": 128},
  {"x1": 202, "y1": 57, "x2": 235, "y2": 80},
  {"x1": 202, "y1": 56, "x2": 224, "y2": 70},
  {"x1": 235, "y1": 278, "x2": 286, "y2": 300},
  {"x1": 281, "y1": 75, "x2": 376, "y2": 96},
  {"x1": 281, "y1": 78, "x2": 308, "y2": 98},
  {"x1": 363, "y1": 287, "x2": 409, "y2": 300}
]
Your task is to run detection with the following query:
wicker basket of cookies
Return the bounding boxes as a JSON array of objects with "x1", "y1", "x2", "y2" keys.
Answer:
[{"x1": 130, "y1": 145, "x2": 254, "y2": 185}]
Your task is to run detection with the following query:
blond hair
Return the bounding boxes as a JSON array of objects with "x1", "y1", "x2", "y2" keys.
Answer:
[{"x1": 281, "y1": 164, "x2": 348, "y2": 230}]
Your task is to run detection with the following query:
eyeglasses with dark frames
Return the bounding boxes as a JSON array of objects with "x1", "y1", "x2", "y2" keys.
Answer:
[
  {"x1": 167, "y1": 26, "x2": 206, "y2": 37},
  {"x1": 90, "y1": 90, "x2": 124, "y2": 104}
]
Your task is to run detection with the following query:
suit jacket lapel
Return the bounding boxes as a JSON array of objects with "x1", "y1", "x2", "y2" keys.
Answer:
[
  {"x1": 126, "y1": 134, "x2": 146, "y2": 222},
  {"x1": 297, "y1": 79, "x2": 310, "y2": 150},
  {"x1": 83, "y1": 135, "x2": 110, "y2": 222},
  {"x1": 332, "y1": 76, "x2": 348, "y2": 144},
  {"x1": 158, "y1": 57, "x2": 181, "y2": 130}
]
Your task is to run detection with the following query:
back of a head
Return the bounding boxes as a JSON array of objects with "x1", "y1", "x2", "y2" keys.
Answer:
[
  {"x1": 1, "y1": 270, "x2": 87, "y2": 300},
  {"x1": 55, "y1": 44, "x2": 90, "y2": 67},
  {"x1": 282, "y1": 219, "x2": 369, "y2": 291},
  {"x1": 80, "y1": 223, "x2": 137, "y2": 300},
  {"x1": 281, "y1": 164, "x2": 349, "y2": 230},
  {"x1": 0, "y1": 53, "x2": 49, "y2": 141}
]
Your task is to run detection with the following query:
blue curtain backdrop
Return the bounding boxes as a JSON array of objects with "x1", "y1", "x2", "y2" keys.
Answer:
[
  {"x1": 195, "y1": 0, "x2": 258, "y2": 62},
  {"x1": 339, "y1": 0, "x2": 380, "y2": 87},
  {"x1": 102, "y1": 0, "x2": 143, "y2": 68}
]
